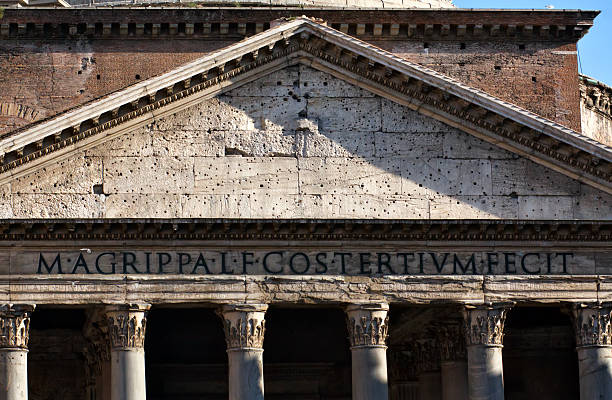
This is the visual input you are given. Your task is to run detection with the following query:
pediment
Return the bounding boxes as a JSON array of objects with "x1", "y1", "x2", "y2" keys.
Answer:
[{"x1": 0, "y1": 17, "x2": 610, "y2": 195}]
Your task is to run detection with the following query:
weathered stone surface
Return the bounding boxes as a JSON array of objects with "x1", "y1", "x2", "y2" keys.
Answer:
[
  {"x1": 491, "y1": 159, "x2": 580, "y2": 196},
  {"x1": 430, "y1": 195, "x2": 518, "y2": 219},
  {"x1": 194, "y1": 157, "x2": 298, "y2": 195},
  {"x1": 2, "y1": 65, "x2": 610, "y2": 220},
  {"x1": 518, "y1": 196, "x2": 574, "y2": 219},
  {"x1": 104, "y1": 194, "x2": 181, "y2": 218},
  {"x1": 0, "y1": 184, "x2": 13, "y2": 218},
  {"x1": 12, "y1": 194, "x2": 104, "y2": 218},
  {"x1": 307, "y1": 98, "x2": 381, "y2": 132},
  {"x1": 381, "y1": 99, "x2": 449, "y2": 133},
  {"x1": 11, "y1": 156, "x2": 102, "y2": 194},
  {"x1": 104, "y1": 157, "x2": 194, "y2": 194}
]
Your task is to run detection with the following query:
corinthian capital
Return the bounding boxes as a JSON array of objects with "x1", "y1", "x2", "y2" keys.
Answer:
[
  {"x1": 346, "y1": 303, "x2": 389, "y2": 348},
  {"x1": 463, "y1": 304, "x2": 511, "y2": 346},
  {"x1": 437, "y1": 321, "x2": 466, "y2": 362},
  {"x1": 0, "y1": 304, "x2": 35, "y2": 349},
  {"x1": 105, "y1": 304, "x2": 150, "y2": 350},
  {"x1": 573, "y1": 303, "x2": 612, "y2": 347},
  {"x1": 220, "y1": 304, "x2": 268, "y2": 350}
]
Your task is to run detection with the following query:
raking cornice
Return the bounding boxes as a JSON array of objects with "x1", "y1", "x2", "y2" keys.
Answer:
[{"x1": 0, "y1": 17, "x2": 610, "y2": 193}]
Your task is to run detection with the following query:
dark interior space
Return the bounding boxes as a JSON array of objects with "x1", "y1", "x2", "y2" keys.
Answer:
[
  {"x1": 503, "y1": 306, "x2": 579, "y2": 400},
  {"x1": 145, "y1": 307, "x2": 228, "y2": 400},
  {"x1": 28, "y1": 307, "x2": 88, "y2": 400},
  {"x1": 263, "y1": 307, "x2": 352, "y2": 400}
]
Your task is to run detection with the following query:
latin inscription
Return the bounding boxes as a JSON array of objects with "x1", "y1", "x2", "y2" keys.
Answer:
[{"x1": 33, "y1": 250, "x2": 579, "y2": 276}]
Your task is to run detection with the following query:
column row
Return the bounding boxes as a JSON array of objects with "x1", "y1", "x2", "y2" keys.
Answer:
[{"x1": 0, "y1": 302, "x2": 611, "y2": 400}]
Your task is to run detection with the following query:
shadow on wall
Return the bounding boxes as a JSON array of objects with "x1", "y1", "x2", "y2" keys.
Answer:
[{"x1": 157, "y1": 63, "x2": 598, "y2": 220}]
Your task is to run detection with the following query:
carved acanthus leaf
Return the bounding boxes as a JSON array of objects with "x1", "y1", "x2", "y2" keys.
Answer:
[
  {"x1": 0, "y1": 304, "x2": 35, "y2": 349},
  {"x1": 220, "y1": 304, "x2": 267, "y2": 350},
  {"x1": 463, "y1": 305, "x2": 510, "y2": 346},
  {"x1": 106, "y1": 305, "x2": 149, "y2": 350},
  {"x1": 346, "y1": 303, "x2": 389, "y2": 348},
  {"x1": 573, "y1": 304, "x2": 612, "y2": 347},
  {"x1": 437, "y1": 322, "x2": 466, "y2": 362}
]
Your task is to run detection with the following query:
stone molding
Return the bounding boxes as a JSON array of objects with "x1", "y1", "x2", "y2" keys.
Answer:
[
  {"x1": 105, "y1": 304, "x2": 150, "y2": 350},
  {"x1": 346, "y1": 303, "x2": 389, "y2": 348},
  {"x1": 220, "y1": 303, "x2": 268, "y2": 350},
  {"x1": 463, "y1": 304, "x2": 511, "y2": 347},
  {"x1": 580, "y1": 76, "x2": 612, "y2": 119},
  {"x1": 572, "y1": 303, "x2": 612, "y2": 347},
  {"x1": 0, "y1": 9, "x2": 595, "y2": 41},
  {"x1": 1, "y1": 18, "x2": 609, "y2": 194},
  {"x1": 0, "y1": 304, "x2": 35, "y2": 349},
  {"x1": 0, "y1": 220, "x2": 608, "y2": 242},
  {"x1": 437, "y1": 321, "x2": 466, "y2": 362}
]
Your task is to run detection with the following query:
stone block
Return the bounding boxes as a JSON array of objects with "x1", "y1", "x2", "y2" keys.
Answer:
[
  {"x1": 228, "y1": 66, "x2": 299, "y2": 97},
  {"x1": 374, "y1": 132, "x2": 444, "y2": 159},
  {"x1": 194, "y1": 157, "x2": 299, "y2": 195},
  {"x1": 595, "y1": 252, "x2": 612, "y2": 275},
  {"x1": 381, "y1": 99, "x2": 449, "y2": 133},
  {"x1": 298, "y1": 157, "x2": 402, "y2": 196},
  {"x1": 518, "y1": 196, "x2": 574, "y2": 219},
  {"x1": 573, "y1": 184, "x2": 612, "y2": 220},
  {"x1": 336, "y1": 194, "x2": 430, "y2": 219},
  {"x1": 401, "y1": 159, "x2": 491, "y2": 196},
  {"x1": 85, "y1": 126, "x2": 155, "y2": 157},
  {"x1": 430, "y1": 195, "x2": 518, "y2": 219},
  {"x1": 152, "y1": 98, "x2": 254, "y2": 132},
  {"x1": 491, "y1": 159, "x2": 580, "y2": 196},
  {"x1": 103, "y1": 156, "x2": 194, "y2": 194},
  {"x1": 223, "y1": 129, "x2": 297, "y2": 157},
  {"x1": 298, "y1": 65, "x2": 374, "y2": 98},
  {"x1": 221, "y1": 95, "x2": 306, "y2": 132},
  {"x1": 104, "y1": 193, "x2": 181, "y2": 218},
  {"x1": 182, "y1": 193, "x2": 299, "y2": 218},
  {"x1": 443, "y1": 130, "x2": 512, "y2": 159},
  {"x1": 0, "y1": 184, "x2": 13, "y2": 218},
  {"x1": 307, "y1": 97, "x2": 381, "y2": 132},
  {"x1": 484, "y1": 275, "x2": 598, "y2": 303},
  {"x1": 11, "y1": 155, "x2": 102, "y2": 194},
  {"x1": 151, "y1": 129, "x2": 224, "y2": 157},
  {"x1": 298, "y1": 130, "x2": 376, "y2": 158},
  {"x1": 12, "y1": 194, "x2": 104, "y2": 218}
]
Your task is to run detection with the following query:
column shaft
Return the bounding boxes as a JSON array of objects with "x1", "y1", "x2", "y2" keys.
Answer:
[
  {"x1": 0, "y1": 350, "x2": 28, "y2": 400},
  {"x1": 220, "y1": 304, "x2": 267, "y2": 400},
  {"x1": 573, "y1": 304, "x2": 612, "y2": 400},
  {"x1": 440, "y1": 361, "x2": 468, "y2": 400},
  {"x1": 346, "y1": 303, "x2": 389, "y2": 400},
  {"x1": 106, "y1": 304, "x2": 150, "y2": 400},
  {"x1": 0, "y1": 304, "x2": 34, "y2": 400},
  {"x1": 463, "y1": 304, "x2": 510, "y2": 400}
]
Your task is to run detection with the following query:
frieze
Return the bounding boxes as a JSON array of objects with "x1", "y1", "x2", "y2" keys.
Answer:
[
  {"x1": 463, "y1": 304, "x2": 511, "y2": 346},
  {"x1": 105, "y1": 304, "x2": 149, "y2": 350},
  {"x1": 0, "y1": 304, "x2": 35, "y2": 349},
  {"x1": 572, "y1": 303, "x2": 612, "y2": 347}
]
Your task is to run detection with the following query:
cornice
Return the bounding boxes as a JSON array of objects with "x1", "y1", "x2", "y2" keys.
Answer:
[
  {"x1": 0, "y1": 18, "x2": 610, "y2": 193},
  {"x1": 0, "y1": 8, "x2": 597, "y2": 41},
  {"x1": 0, "y1": 219, "x2": 609, "y2": 242},
  {"x1": 580, "y1": 75, "x2": 612, "y2": 121}
]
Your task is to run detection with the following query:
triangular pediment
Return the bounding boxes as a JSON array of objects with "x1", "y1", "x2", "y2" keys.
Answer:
[{"x1": 0, "y1": 17, "x2": 610, "y2": 194}]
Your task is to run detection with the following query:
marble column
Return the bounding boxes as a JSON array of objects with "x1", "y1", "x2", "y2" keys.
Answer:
[
  {"x1": 572, "y1": 303, "x2": 612, "y2": 400},
  {"x1": 414, "y1": 338, "x2": 441, "y2": 400},
  {"x1": 346, "y1": 303, "x2": 389, "y2": 400},
  {"x1": 437, "y1": 322, "x2": 468, "y2": 400},
  {"x1": 105, "y1": 304, "x2": 150, "y2": 400},
  {"x1": 462, "y1": 304, "x2": 510, "y2": 400},
  {"x1": 220, "y1": 304, "x2": 268, "y2": 400},
  {"x1": 0, "y1": 304, "x2": 34, "y2": 400}
]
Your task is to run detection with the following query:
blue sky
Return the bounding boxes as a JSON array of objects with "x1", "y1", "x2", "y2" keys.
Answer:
[{"x1": 455, "y1": 0, "x2": 611, "y2": 84}]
